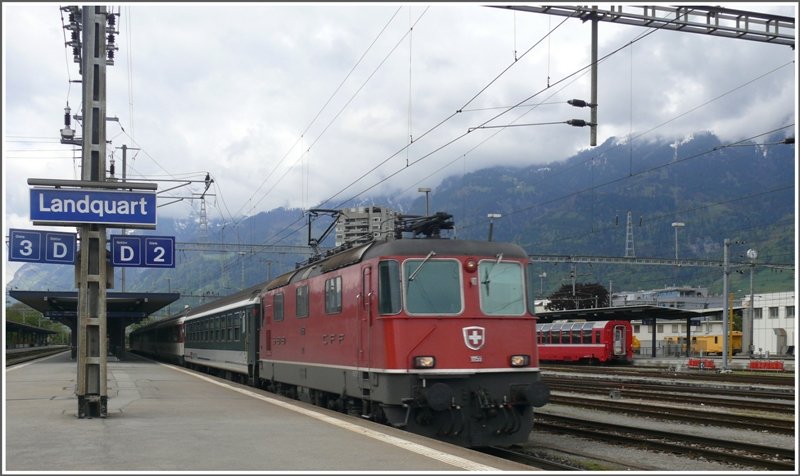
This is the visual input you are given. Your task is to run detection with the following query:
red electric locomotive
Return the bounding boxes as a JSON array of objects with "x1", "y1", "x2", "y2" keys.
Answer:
[
  {"x1": 537, "y1": 320, "x2": 633, "y2": 364},
  {"x1": 258, "y1": 214, "x2": 549, "y2": 447}
]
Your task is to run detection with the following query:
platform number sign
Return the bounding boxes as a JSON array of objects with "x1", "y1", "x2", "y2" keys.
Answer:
[
  {"x1": 9, "y1": 229, "x2": 76, "y2": 264},
  {"x1": 144, "y1": 236, "x2": 175, "y2": 267},
  {"x1": 111, "y1": 235, "x2": 175, "y2": 268}
]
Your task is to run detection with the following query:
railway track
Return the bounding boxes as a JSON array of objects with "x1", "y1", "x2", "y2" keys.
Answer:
[
  {"x1": 535, "y1": 413, "x2": 795, "y2": 471},
  {"x1": 543, "y1": 375, "x2": 795, "y2": 401},
  {"x1": 5, "y1": 346, "x2": 69, "y2": 366},
  {"x1": 542, "y1": 364, "x2": 794, "y2": 386},
  {"x1": 549, "y1": 394, "x2": 794, "y2": 434},
  {"x1": 546, "y1": 380, "x2": 794, "y2": 411}
]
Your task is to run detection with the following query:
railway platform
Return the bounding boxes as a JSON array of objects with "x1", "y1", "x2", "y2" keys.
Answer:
[{"x1": 4, "y1": 351, "x2": 535, "y2": 472}]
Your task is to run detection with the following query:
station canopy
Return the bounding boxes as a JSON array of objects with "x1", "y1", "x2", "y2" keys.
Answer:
[
  {"x1": 535, "y1": 304, "x2": 743, "y2": 323},
  {"x1": 8, "y1": 290, "x2": 180, "y2": 324}
]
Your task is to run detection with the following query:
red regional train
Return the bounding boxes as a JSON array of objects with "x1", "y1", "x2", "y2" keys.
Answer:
[
  {"x1": 132, "y1": 213, "x2": 550, "y2": 447},
  {"x1": 536, "y1": 320, "x2": 633, "y2": 364}
]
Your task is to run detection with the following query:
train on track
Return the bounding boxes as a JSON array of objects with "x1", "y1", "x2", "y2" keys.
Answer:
[
  {"x1": 664, "y1": 332, "x2": 743, "y2": 356},
  {"x1": 536, "y1": 320, "x2": 634, "y2": 364},
  {"x1": 130, "y1": 213, "x2": 550, "y2": 447}
]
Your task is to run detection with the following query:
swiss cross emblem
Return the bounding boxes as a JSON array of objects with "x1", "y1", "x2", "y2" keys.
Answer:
[{"x1": 463, "y1": 326, "x2": 485, "y2": 350}]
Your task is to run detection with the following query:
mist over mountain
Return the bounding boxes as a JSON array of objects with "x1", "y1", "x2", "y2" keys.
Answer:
[{"x1": 8, "y1": 131, "x2": 795, "y2": 313}]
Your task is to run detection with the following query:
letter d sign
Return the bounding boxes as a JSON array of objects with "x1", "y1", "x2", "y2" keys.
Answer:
[
  {"x1": 111, "y1": 236, "x2": 142, "y2": 267},
  {"x1": 120, "y1": 245, "x2": 135, "y2": 262}
]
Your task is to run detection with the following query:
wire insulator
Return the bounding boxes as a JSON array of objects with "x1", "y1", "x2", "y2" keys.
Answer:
[{"x1": 567, "y1": 119, "x2": 590, "y2": 127}]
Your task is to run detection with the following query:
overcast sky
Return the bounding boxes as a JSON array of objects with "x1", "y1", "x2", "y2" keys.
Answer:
[{"x1": 2, "y1": 2, "x2": 797, "y2": 282}]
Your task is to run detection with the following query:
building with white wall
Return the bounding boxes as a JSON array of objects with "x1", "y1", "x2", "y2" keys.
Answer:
[
  {"x1": 741, "y1": 291, "x2": 795, "y2": 356},
  {"x1": 614, "y1": 287, "x2": 795, "y2": 357}
]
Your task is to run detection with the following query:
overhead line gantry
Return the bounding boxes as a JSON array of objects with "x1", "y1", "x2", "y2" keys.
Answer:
[{"x1": 494, "y1": 5, "x2": 795, "y2": 48}]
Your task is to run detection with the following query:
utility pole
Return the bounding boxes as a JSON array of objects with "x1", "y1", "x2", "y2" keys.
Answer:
[
  {"x1": 487, "y1": 213, "x2": 501, "y2": 242},
  {"x1": 115, "y1": 144, "x2": 139, "y2": 292},
  {"x1": 672, "y1": 222, "x2": 685, "y2": 260},
  {"x1": 722, "y1": 239, "x2": 730, "y2": 371},
  {"x1": 418, "y1": 187, "x2": 431, "y2": 216},
  {"x1": 76, "y1": 5, "x2": 111, "y2": 418},
  {"x1": 744, "y1": 249, "x2": 758, "y2": 357},
  {"x1": 570, "y1": 264, "x2": 577, "y2": 309},
  {"x1": 589, "y1": 6, "x2": 598, "y2": 146}
]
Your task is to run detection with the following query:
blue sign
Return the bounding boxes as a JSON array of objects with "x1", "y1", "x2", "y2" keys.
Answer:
[
  {"x1": 111, "y1": 236, "x2": 143, "y2": 267},
  {"x1": 9, "y1": 229, "x2": 76, "y2": 264},
  {"x1": 111, "y1": 235, "x2": 175, "y2": 268},
  {"x1": 30, "y1": 188, "x2": 157, "y2": 226},
  {"x1": 144, "y1": 236, "x2": 175, "y2": 268}
]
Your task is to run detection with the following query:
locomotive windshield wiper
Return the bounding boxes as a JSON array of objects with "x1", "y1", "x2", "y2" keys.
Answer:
[
  {"x1": 408, "y1": 251, "x2": 436, "y2": 282},
  {"x1": 481, "y1": 253, "x2": 504, "y2": 286}
]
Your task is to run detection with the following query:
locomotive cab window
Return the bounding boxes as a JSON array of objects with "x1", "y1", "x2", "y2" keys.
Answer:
[
  {"x1": 378, "y1": 260, "x2": 401, "y2": 315},
  {"x1": 479, "y1": 259, "x2": 525, "y2": 315},
  {"x1": 403, "y1": 258, "x2": 462, "y2": 315}
]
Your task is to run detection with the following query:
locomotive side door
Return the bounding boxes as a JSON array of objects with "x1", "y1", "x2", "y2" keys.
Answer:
[
  {"x1": 613, "y1": 324, "x2": 626, "y2": 356},
  {"x1": 358, "y1": 266, "x2": 373, "y2": 369}
]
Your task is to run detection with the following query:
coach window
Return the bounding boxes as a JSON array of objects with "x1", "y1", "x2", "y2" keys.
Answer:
[
  {"x1": 479, "y1": 260, "x2": 525, "y2": 316},
  {"x1": 378, "y1": 260, "x2": 401, "y2": 314},
  {"x1": 325, "y1": 276, "x2": 342, "y2": 314},
  {"x1": 538, "y1": 323, "x2": 551, "y2": 344},
  {"x1": 404, "y1": 259, "x2": 462, "y2": 315},
  {"x1": 567, "y1": 323, "x2": 578, "y2": 343},
  {"x1": 274, "y1": 293, "x2": 284, "y2": 322},
  {"x1": 549, "y1": 323, "x2": 561, "y2": 344},
  {"x1": 560, "y1": 324, "x2": 570, "y2": 344},
  {"x1": 296, "y1": 285, "x2": 309, "y2": 318},
  {"x1": 543, "y1": 323, "x2": 553, "y2": 344},
  {"x1": 582, "y1": 322, "x2": 593, "y2": 344}
]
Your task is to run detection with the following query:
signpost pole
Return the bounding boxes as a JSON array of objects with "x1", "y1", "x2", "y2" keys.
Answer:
[{"x1": 77, "y1": 5, "x2": 109, "y2": 418}]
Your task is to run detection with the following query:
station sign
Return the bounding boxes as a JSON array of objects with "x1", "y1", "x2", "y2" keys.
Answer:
[
  {"x1": 30, "y1": 187, "x2": 157, "y2": 227},
  {"x1": 9, "y1": 229, "x2": 77, "y2": 264},
  {"x1": 111, "y1": 235, "x2": 175, "y2": 268}
]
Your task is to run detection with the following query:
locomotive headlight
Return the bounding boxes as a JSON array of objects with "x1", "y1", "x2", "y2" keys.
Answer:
[
  {"x1": 414, "y1": 356, "x2": 436, "y2": 368},
  {"x1": 510, "y1": 354, "x2": 530, "y2": 367}
]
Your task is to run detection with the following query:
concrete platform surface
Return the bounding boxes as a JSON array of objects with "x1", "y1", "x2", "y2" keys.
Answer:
[{"x1": 4, "y1": 352, "x2": 536, "y2": 472}]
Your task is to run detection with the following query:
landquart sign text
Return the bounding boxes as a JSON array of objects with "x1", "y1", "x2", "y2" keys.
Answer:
[{"x1": 30, "y1": 188, "x2": 157, "y2": 226}]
